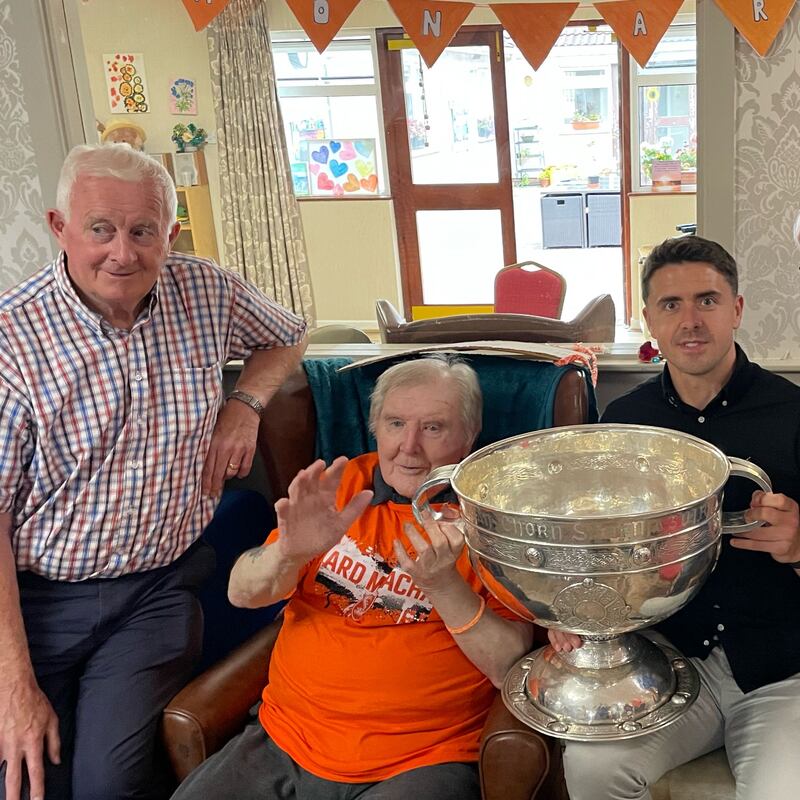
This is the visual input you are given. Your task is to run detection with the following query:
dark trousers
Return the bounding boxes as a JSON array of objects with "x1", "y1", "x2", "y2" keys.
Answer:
[
  {"x1": 1, "y1": 541, "x2": 214, "y2": 800},
  {"x1": 171, "y1": 721, "x2": 481, "y2": 800}
]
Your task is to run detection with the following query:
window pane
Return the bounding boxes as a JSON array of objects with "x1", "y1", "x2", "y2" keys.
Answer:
[
  {"x1": 636, "y1": 24, "x2": 696, "y2": 75},
  {"x1": 272, "y1": 39, "x2": 375, "y2": 86},
  {"x1": 417, "y1": 210, "x2": 503, "y2": 303},
  {"x1": 401, "y1": 46, "x2": 498, "y2": 184},
  {"x1": 279, "y1": 95, "x2": 384, "y2": 195},
  {"x1": 638, "y1": 84, "x2": 697, "y2": 185}
]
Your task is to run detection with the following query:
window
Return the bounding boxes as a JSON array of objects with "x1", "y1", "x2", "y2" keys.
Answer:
[
  {"x1": 271, "y1": 33, "x2": 387, "y2": 197},
  {"x1": 631, "y1": 20, "x2": 696, "y2": 189}
]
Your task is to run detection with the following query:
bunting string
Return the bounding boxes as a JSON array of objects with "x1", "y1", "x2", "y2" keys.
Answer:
[{"x1": 181, "y1": 0, "x2": 798, "y2": 69}]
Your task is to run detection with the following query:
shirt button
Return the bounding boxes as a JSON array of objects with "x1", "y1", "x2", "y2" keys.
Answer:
[
  {"x1": 133, "y1": 372, "x2": 144, "y2": 382},
  {"x1": 717, "y1": 623, "x2": 725, "y2": 632},
  {"x1": 712, "y1": 603, "x2": 720, "y2": 609},
  {"x1": 129, "y1": 460, "x2": 141, "y2": 470},
  {"x1": 722, "y1": 400, "x2": 728, "y2": 407},
  {"x1": 713, "y1": 635, "x2": 719, "y2": 641},
  {"x1": 703, "y1": 639, "x2": 710, "y2": 646},
  {"x1": 698, "y1": 416, "x2": 705, "y2": 423}
]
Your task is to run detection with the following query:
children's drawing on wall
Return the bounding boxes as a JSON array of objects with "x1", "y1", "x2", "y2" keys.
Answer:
[
  {"x1": 104, "y1": 53, "x2": 149, "y2": 113},
  {"x1": 308, "y1": 139, "x2": 379, "y2": 197},
  {"x1": 169, "y1": 77, "x2": 197, "y2": 115}
]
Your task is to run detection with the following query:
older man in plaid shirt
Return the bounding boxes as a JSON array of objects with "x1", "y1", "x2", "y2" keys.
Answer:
[{"x1": 0, "y1": 144, "x2": 307, "y2": 800}]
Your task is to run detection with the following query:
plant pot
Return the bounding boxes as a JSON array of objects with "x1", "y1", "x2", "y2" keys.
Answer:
[
  {"x1": 587, "y1": 175, "x2": 600, "y2": 188},
  {"x1": 572, "y1": 121, "x2": 599, "y2": 131},
  {"x1": 681, "y1": 169, "x2": 697, "y2": 185},
  {"x1": 539, "y1": 177, "x2": 551, "y2": 187}
]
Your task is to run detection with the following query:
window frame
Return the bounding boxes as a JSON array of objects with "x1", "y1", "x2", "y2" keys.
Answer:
[
  {"x1": 629, "y1": 17, "x2": 696, "y2": 192},
  {"x1": 270, "y1": 30, "x2": 391, "y2": 198}
]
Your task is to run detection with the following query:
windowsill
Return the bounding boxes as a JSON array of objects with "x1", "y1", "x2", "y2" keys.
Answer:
[
  {"x1": 296, "y1": 195, "x2": 392, "y2": 202},
  {"x1": 629, "y1": 185, "x2": 697, "y2": 196}
]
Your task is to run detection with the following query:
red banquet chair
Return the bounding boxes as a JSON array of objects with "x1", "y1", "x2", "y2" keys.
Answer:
[{"x1": 494, "y1": 261, "x2": 566, "y2": 319}]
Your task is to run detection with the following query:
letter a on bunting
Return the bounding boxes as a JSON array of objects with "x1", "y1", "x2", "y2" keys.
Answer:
[
  {"x1": 714, "y1": 0, "x2": 797, "y2": 57},
  {"x1": 491, "y1": 4, "x2": 579, "y2": 71},
  {"x1": 387, "y1": 0, "x2": 475, "y2": 68},
  {"x1": 182, "y1": 0, "x2": 230, "y2": 31},
  {"x1": 285, "y1": 0, "x2": 363, "y2": 53},
  {"x1": 594, "y1": 0, "x2": 683, "y2": 68}
]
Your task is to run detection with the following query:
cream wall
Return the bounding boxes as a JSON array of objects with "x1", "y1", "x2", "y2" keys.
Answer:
[
  {"x1": 300, "y1": 200, "x2": 400, "y2": 323},
  {"x1": 74, "y1": 0, "x2": 224, "y2": 262},
  {"x1": 628, "y1": 192, "x2": 696, "y2": 331}
]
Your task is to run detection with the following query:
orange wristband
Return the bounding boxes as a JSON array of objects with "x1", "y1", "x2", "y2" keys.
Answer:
[{"x1": 446, "y1": 596, "x2": 486, "y2": 635}]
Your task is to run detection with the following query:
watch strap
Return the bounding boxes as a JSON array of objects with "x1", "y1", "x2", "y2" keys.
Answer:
[{"x1": 228, "y1": 389, "x2": 266, "y2": 416}]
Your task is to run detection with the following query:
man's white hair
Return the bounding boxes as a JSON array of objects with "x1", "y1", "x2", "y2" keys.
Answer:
[
  {"x1": 56, "y1": 143, "x2": 177, "y2": 229},
  {"x1": 368, "y1": 355, "x2": 483, "y2": 446}
]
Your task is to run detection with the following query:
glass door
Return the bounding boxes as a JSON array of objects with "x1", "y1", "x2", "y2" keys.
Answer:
[{"x1": 377, "y1": 27, "x2": 515, "y2": 315}]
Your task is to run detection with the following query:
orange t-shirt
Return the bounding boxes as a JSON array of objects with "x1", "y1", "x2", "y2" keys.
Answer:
[{"x1": 259, "y1": 453, "x2": 520, "y2": 783}]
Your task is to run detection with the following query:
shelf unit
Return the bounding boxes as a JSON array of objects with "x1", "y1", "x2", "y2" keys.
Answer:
[
  {"x1": 173, "y1": 184, "x2": 219, "y2": 263},
  {"x1": 513, "y1": 125, "x2": 545, "y2": 181}
]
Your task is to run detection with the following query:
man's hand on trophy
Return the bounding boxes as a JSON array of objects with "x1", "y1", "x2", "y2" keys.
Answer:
[
  {"x1": 394, "y1": 513, "x2": 464, "y2": 594},
  {"x1": 548, "y1": 629, "x2": 584, "y2": 653},
  {"x1": 734, "y1": 491, "x2": 800, "y2": 566}
]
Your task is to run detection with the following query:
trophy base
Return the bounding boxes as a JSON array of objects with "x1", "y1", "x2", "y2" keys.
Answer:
[{"x1": 502, "y1": 634, "x2": 700, "y2": 741}]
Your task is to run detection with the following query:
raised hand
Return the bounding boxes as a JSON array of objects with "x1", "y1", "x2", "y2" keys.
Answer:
[{"x1": 275, "y1": 457, "x2": 373, "y2": 563}]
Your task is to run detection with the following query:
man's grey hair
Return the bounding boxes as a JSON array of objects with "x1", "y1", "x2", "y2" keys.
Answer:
[
  {"x1": 56, "y1": 144, "x2": 177, "y2": 230},
  {"x1": 368, "y1": 355, "x2": 483, "y2": 445}
]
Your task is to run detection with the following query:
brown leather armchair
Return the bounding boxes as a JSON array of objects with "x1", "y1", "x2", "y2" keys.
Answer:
[
  {"x1": 376, "y1": 296, "x2": 616, "y2": 344},
  {"x1": 162, "y1": 360, "x2": 582, "y2": 799}
]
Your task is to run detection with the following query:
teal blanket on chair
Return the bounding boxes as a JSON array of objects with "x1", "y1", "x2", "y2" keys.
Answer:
[{"x1": 303, "y1": 355, "x2": 597, "y2": 463}]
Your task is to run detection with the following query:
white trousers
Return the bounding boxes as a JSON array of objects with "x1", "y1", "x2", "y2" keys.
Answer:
[{"x1": 563, "y1": 640, "x2": 800, "y2": 800}]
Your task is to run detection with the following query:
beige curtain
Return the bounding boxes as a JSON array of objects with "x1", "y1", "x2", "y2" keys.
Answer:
[{"x1": 208, "y1": 0, "x2": 316, "y2": 324}]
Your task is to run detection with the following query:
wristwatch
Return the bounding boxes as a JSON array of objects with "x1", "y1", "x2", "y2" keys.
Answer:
[{"x1": 228, "y1": 389, "x2": 266, "y2": 416}]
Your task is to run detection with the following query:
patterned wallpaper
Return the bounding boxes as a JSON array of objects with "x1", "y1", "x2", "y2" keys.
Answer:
[
  {"x1": 735, "y1": 5, "x2": 800, "y2": 358},
  {"x1": 0, "y1": 2, "x2": 51, "y2": 294}
]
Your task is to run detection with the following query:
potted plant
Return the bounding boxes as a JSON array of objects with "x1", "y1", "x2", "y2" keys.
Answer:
[
  {"x1": 640, "y1": 138, "x2": 674, "y2": 181},
  {"x1": 571, "y1": 111, "x2": 600, "y2": 130},
  {"x1": 171, "y1": 123, "x2": 208, "y2": 153},
  {"x1": 539, "y1": 166, "x2": 553, "y2": 187},
  {"x1": 677, "y1": 144, "x2": 697, "y2": 184}
]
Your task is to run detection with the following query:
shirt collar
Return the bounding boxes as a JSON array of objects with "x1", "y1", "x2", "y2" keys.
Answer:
[
  {"x1": 370, "y1": 463, "x2": 457, "y2": 506},
  {"x1": 54, "y1": 251, "x2": 159, "y2": 335},
  {"x1": 660, "y1": 343, "x2": 753, "y2": 412}
]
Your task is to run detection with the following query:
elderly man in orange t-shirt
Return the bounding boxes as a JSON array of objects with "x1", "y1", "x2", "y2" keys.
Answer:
[{"x1": 172, "y1": 355, "x2": 535, "y2": 800}]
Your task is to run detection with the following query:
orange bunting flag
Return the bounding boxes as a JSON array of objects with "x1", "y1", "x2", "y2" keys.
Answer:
[
  {"x1": 284, "y1": 0, "x2": 363, "y2": 53},
  {"x1": 491, "y1": 3, "x2": 578, "y2": 71},
  {"x1": 387, "y1": 0, "x2": 475, "y2": 68},
  {"x1": 714, "y1": 0, "x2": 797, "y2": 57},
  {"x1": 181, "y1": 0, "x2": 231, "y2": 32},
  {"x1": 594, "y1": 0, "x2": 683, "y2": 68}
]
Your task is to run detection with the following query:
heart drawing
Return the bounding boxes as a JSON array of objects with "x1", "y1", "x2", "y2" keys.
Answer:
[
  {"x1": 311, "y1": 146, "x2": 329, "y2": 164},
  {"x1": 329, "y1": 160, "x2": 348, "y2": 178}
]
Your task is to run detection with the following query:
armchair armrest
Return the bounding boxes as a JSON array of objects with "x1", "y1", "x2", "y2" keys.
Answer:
[
  {"x1": 479, "y1": 693, "x2": 567, "y2": 800},
  {"x1": 161, "y1": 617, "x2": 283, "y2": 782}
]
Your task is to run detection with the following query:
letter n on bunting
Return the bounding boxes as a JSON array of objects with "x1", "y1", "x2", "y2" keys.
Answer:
[
  {"x1": 714, "y1": 0, "x2": 797, "y2": 57},
  {"x1": 285, "y1": 0, "x2": 363, "y2": 53},
  {"x1": 181, "y1": 0, "x2": 231, "y2": 31},
  {"x1": 387, "y1": 0, "x2": 475, "y2": 68},
  {"x1": 491, "y1": 3, "x2": 579, "y2": 71},
  {"x1": 594, "y1": 0, "x2": 683, "y2": 69}
]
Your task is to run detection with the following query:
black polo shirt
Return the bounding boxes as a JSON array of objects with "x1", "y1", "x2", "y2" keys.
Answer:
[{"x1": 602, "y1": 345, "x2": 800, "y2": 692}]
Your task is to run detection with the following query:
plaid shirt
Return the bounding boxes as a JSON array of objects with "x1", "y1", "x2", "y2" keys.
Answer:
[{"x1": 0, "y1": 252, "x2": 305, "y2": 581}]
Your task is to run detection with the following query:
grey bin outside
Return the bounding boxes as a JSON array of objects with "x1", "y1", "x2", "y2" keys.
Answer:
[
  {"x1": 541, "y1": 193, "x2": 584, "y2": 249},
  {"x1": 587, "y1": 192, "x2": 622, "y2": 247}
]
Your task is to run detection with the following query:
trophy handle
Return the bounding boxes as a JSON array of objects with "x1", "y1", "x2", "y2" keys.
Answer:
[
  {"x1": 412, "y1": 464, "x2": 458, "y2": 526},
  {"x1": 721, "y1": 457, "x2": 772, "y2": 534}
]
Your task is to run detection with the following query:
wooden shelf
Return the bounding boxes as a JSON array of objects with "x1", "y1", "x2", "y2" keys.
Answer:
[{"x1": 173, "y1": 184, "x2": 218, "y2": 262}]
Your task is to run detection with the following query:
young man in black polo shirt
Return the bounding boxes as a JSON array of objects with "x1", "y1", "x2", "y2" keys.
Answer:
[{"x1": 558, "y1": 236, "x2": 800, "y2": 799}]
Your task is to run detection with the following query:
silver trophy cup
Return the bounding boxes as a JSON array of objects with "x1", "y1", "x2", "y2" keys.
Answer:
[{"x1": 412, "y1": 424, "x2": 770, "y2": 741}]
